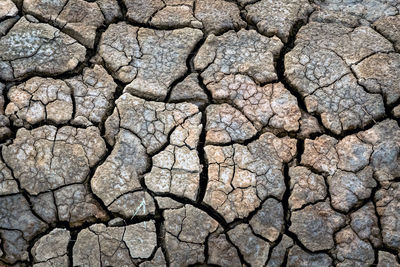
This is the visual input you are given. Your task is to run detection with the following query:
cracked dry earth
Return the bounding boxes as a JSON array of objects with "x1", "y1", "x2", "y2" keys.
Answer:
[{"x1": 0, "y1": 1, "x2": 400, "y2": 267}]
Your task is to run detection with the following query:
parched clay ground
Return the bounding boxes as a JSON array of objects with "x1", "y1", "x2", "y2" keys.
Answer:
[{"x1": 0, "y1": 0, "x2": 400, "y2": 266}]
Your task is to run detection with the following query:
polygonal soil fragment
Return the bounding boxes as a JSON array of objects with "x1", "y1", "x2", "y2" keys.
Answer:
[
  {"x1": 29, "y1": 184, "x2": 109, "y2": 227},
  {"x1": 95, "y1": 94, "x2": 199, "y2": 208},
  {"x1": 122, "y1": 0, "x2": 165, "y2": 24},
  {"x1": 205, "y1": 103, "x2": 257, "y2": 145},
  {"x1": 23, "y1": 0, "x2": 106, "y2": 48},
  {"x1": 194, "y1": 29, "x2": 283, "y2": 85},
  {"x1": 65, "y1": 65, "x2": 117, "y2": 126},
  {"x1": 285, "y1": 22, "x2": 392, "y2": 134},
  {"x1": 194, "y1": 0, "x2": 246, "y2": 34},
  {"x1": 0, "y1": 0, "x2": 18, "y2": 20},
  {"x1": 144, "y1": 114, "x2": 202, "y2": 200},
  {"x1": 0, "y1": 16, "x2": 86, "y2": 81},
  {"x1": 6, "y1": 77, "x2": 73, "y2": 127},
  {"x1": 5, "y1": 65, "x2": 116, "y2": 127},
  {"x1": 228, "y1": 223, "x2": 270, "y2": 266},
  {"x1": 2, "y1": 125, "x2": 106, "y2": 195},
  {"x1": 104, "y1": 93, "x2": 199, "y2": 154},
  {"x1": 0, "y1": 194, "x2": 48, "y2": 264},
  {"x1": 287, "y1": 245, "x2": 332, "y2": 267},
  {"x1": 249, "y1": 198, "x2": 284, "y2": 242},
  {"x1": 73, "y1": 221, "x2": 157, "y2": 266},
  {"x1": 164, "y1": 204, "x2": 219, "y2": 266},
  {"x1": 353, "y1": 53, "x2": 400, "y2": 105},
  {"x1": 357, "y1": 119, "x2": 400, "y2": 182},
  {"x1": 92, "y1": 128, "x2": 149, "y2": 207},
  {"x1": 266, "y1": 235, "x2": 294, "y2": 267},
  {"x1": 123, "y1": 0, "x2": 245, "y2": 33},
  {"x1": 208, "y1": 75, "x2": 301, "y2": 131},
  {"x1": 288, "y1": 166, "x2": 327, "y2": 210},
  {"x1": 31, "y1": 228, "x2": 70, "y2": 267},
  {"x1": 289, "y1": 201, "x2": 345, "y2": 251},
  {"x1": 245, "y1": 0, "x2": 313, "y2": 43},
  {"x1": 374, "y1": 15, "x2": 400, "y2": 51},
  {"x1": 150, "y1": 1, "x2": 201, "y2": 29},
  {"x1": 204, "y1": 132, "x2": 296, "y2": 222},
  {"x1": 375, "y1": 182, "x2": 400, "y2": 253},
  {"x1": 334, "y1": 226, "x2": 375, "y2": 266},
  {"x1": 108, "y1": 190, "x2": 155, "y2": 219},
  {"x1": 207, "y1": 227, "x2": 241, "y2": 266},
  {"x1": 0, "y1": 0, "x2": 19, "y2": 37},
  {"x1": 169, "y1": 73, "x2": 208, "y2": 107},
  {"x1": 0, "y1": 157, "x2": 18, "y2": 196},
  {"x1": 350, "y1": 202, "x2": 382, "y2": 247},
  {"x1": 99, "y1": 22, "x2": 203, "y2": 100},
  {"x1": 313, "y1": 0, "x2": 399, "y2": 23},
  {"x1": 328, "y1": 167, "x2": 376, "y2": 212},
  {"x1": 378, "y1": 251, "x2": 400, "y2": 267},
  {"x1": 301, "y1": 135, "x2": 339, "y2": 175}
]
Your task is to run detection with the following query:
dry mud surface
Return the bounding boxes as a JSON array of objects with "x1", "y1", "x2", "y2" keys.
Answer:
[{"x1": 0, "y1": 0, "x2": 400, "y2": 266}]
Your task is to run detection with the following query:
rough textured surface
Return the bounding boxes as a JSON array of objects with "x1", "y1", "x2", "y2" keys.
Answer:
[
  {"x1": 1, "y1": 2, "x2": 400, "y2": 266},
  {"x1": 0, "y1": 16, "x2": 86, "y2": 81}
]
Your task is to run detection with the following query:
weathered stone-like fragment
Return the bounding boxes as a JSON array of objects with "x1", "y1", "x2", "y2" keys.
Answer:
[
  {"x1": 66, "y1": 65, "x2": 117, "y2": 126},
  {"x1": 350, "y1": 202, "x2": 382, "y2": 247},
  {"x1": 250, "y1": 198, "x2": 284, "y2": 242},
  {"x1": 334, "y1": 227, "x2": 375, "y2": 267},
  {"x1": 285, "y1": 22, "x2": 391, "y2": 133},
  {"x1": 287, "y1": 245, "x2": 332, "y2": 267},
  {"x1": 301, "y1": 135, "x2": 339, "y2": 175},
  {"x1": 228, "y1": 223, "x2": 270, "y2": 266},
  {"x1": 169, "y1": 73, "x2": 208, "y2": 107},
  {"x1": 353, "y1": 53, "x2": 400, "y2": 105},
  {"x1": 6, "y1": 77, "x2": 73, "y2": 127},
  {"x1": 375, "y1": 182, "x2": 400, "y2": 253},
  {"x1": 378, "y1": 251, "x2": 400, "y2": 267},
  {"x1": 164, "y1": 204, "x2": 219, "y2": 266},
  {"x1": 204, "y1": 133, "x2": 296, "y2": 222},
  {"x1": 31, "y1": 228, "x2": 70, "y2": 267},
  {"x1": 3, "y1": 126, "x2": 106, "y2": 195},
  {"x1": 289, "y1": 166, "x2": 327, "y2": 210},
  {"x1": 358, "y1": 119, "x2": 400, "y2": 182},
  {"x1": 24, "y1": 0, "x2": 105, "y2": 48},
  {"x1": 328, "y1": 167, "x2": 376, "y2": 212},
  {"x1": 0, "y1": 194, "x2": 47, "y2": 264},
  {"x1": 208, "y1": 74, "x2": 301, "y2": 131},
  {"x1": 145, "y1": 114, "x2": 202, "y2": 200},
  {"x1": 194, "y1": 29, "x2": 283, "y2": 85},
  {"x1": 0, "y1": 17, "x2": 86, "y2": 81},
  {"x1": 73, "y1": 221, "x2": 157, "y2": 266},
  {"x1": 105, "y1": 93, "x2": 199, "y2": 153},
  {"x1": 266, "y1": 235, "x2": 294, "y2": 267},
  {"x1": 206, "y1": 104, "x2": 257, "y2": 144},
  {"x1": 374, "y1": 15, "x2": 400, "y2": 51},
  {"x1": 92, "y1": 128, "x2": 149, "y2": 206},
  {"x1": 246, "y1": 0, "x2": 313, "y2": 43},
  {"x1": 54, "y1": 184, "x2": 109, "y2": 227},
  {"x1": 289, "y1": 201, "x2": 345, "y2": 251},
  {"x1": 99, "y1": 22, "x2": 203, "y2": 100},
  {"x1": 194, "y1": 0, "x2": 246, "y2": 34},
  {"x1": 207, "y1": 228, "x2": 241, "y2": 267}
]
